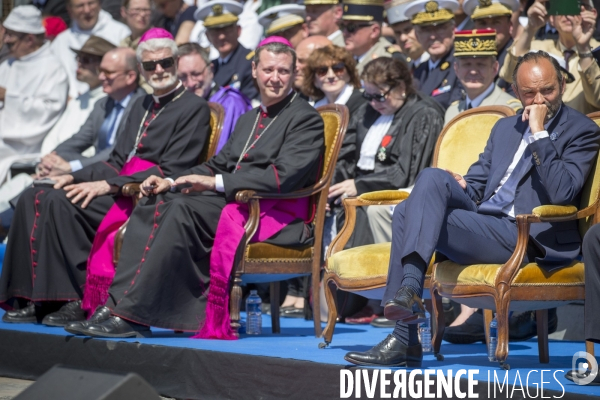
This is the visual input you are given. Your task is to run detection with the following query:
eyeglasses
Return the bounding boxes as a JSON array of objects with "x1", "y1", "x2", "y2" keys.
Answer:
[
  {"x1": 126, "y1": 7, "x2": 152, "y2": 15},
  {"x1": 362, "y1": 85, "x2": 397, "y2": 102},
  {"x1": 315, "y1": 62, "x2": 346, "y2": 78},
  {"x1": 342, "y1": 22, "x2": 372, "y2": 34},
  {"x1": 178, "y1": 64, "x2": 208, "y2": 81},
  {"x1": 76, "y1": 54, "x2": 102, "y2": 65},
  {"x1": 141, "y1": 57, "x2": 176, "y2": 71}
]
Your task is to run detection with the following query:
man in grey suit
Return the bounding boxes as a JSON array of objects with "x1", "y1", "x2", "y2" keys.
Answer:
[{"x1": 38, "y1": 47, "x2": 144, "y2": 177}]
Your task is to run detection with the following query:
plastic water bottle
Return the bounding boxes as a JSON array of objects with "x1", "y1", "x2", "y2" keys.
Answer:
[
  {"x1": 246, "y1": 290, "x2": 262, "y2": 335},
  {"x1": 488, "y1": 314, "x2": 498, "y2": 362},
  {"x1": 419, "y1": 306, "x2": 432, "y2": 352}
]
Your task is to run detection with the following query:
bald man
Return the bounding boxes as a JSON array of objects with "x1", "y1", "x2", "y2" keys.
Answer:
[{"x1": 294, "y1": 35, "x2": 333, "y2": 93}]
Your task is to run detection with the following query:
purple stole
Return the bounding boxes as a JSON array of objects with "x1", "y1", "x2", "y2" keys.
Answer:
[
  {"x1": 81, "y1": 157, "x2": 158, "y2": 314},
  {"x1": 195, "y1": 197, "x2": 310, "y2": 340}
]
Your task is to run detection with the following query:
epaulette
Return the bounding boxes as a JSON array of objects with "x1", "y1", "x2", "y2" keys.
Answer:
[
  {"x1": 246, "y1": 51, "x2": 255, "y2": 61},
  {"x1": 450, "y1": 100, "x2": 460, "y2": 106},
  {"x1": 386, "y1": 46, "x2": 399, "y2": 54},
  {"x1": 506, "y1": 99, "x2": 521, "y2": 105}
]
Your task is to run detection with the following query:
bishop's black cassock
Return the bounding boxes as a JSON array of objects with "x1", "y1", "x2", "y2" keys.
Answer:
[
  {"x1": 0, "y1": 85, "x2": 210, "y2": 307},
  {"x1": 104, "y1": 92, "x2": 324, "y2": 331}
]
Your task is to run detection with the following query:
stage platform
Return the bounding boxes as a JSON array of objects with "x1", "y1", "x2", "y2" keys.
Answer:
[{"x1": 0, "y1": 309, "x2": 598, "y2": 400}]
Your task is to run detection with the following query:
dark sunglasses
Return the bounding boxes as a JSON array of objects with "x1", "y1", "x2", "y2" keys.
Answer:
[
  {"x1": 315, "y1": 62, "x2": 346, "y2": 78},
  {"x1": 342, "y1": 22, "x2": 372, "y2": 34},
  {"x1": 76, "y1": 54, "x2": 102, "y2": 65},
  {"x1": 362, "y1": 85, "x2": 397, "y2": 102},
  {"x1": 141, "y1": 57, "x2": 175, "y2": 71}
]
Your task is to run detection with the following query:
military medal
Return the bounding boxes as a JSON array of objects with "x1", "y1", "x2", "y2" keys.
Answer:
[{"x1": 377, "y1": 135, "x2": 393, "y2": 162}]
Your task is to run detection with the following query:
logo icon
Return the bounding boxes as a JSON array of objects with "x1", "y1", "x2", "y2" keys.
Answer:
[{"x1": 571, "y1": 351, "x2": 598, "y2": 385}]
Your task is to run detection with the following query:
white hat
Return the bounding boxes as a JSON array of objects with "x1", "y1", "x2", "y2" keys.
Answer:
[
  {"x1": 195, "y1": 0, "x2": 244, "y2": 29},
  {"x1": 3, "y1": 5, "x2": 46, "y2": 35},
  {"x1": 405, "y1": 0, "x2": 459, "y2": 26},
  {"x1": 385, "y1": 0, "x2": 414, "y2": 25},
  {"x1": 258, "y1": 4, "x2": 305, "y2": 36},
  {"x1": 463, "y1": 0, "x2": 519, "y2": 20}
]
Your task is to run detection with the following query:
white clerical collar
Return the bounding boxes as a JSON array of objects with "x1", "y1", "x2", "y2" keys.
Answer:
[
  {"x1": 328, "y1": 30, "x2": 342, "y2": 42},
  {"x1": 466, "y1": 82, "x2": 495, "y2": 109},
  {"x1": 428, "y1": 57, "x2": 441, "y2": 71},
  {"x1": 152, "y1": 81, "x2": 182, "y2": 103},
  {"x1": 218, "y1": 51, "x2": 234, "y2": 65},
  {"x1": 259, "y1": 89, "x2": 294, "y2": 112}
]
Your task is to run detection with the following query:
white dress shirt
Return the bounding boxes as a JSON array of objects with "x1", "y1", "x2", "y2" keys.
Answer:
[{"x1": 313, "y1": 84, "x2": 354, "y2": 109}]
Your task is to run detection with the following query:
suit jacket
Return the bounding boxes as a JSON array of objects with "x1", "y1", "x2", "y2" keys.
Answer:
[
  {"x1": 413, "y1": 49, "x2": 463, "y2": 111},
  {"x1": 464, "y1": 105, "x2": 600, "y2": 268},
  {"x1": 212, "y1": 44, "x2": 258, "y2": 101},
  {"x1": 444, "y1": 85, "x2": 522, "y2": 125},
  {"x1": 54, "y1": 87, "x2": 145, "y2": 168}
]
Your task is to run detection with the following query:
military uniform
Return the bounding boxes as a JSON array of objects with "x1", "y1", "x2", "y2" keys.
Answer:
[
  {"x1": 197, "y1": 0, "x2": 259, "y2": 101},
  {"x1": 258, "y1": 3, "x2": 306, "y2": 46},
  {"x1": 405, "y1": 0, "x2": 463, "y2": 110},
  {"x1": 329, "y1": 30, "x2": 346, "y2": 47},
  {"x1": 356, "y1": 36, "x2": 395, "y2": 74},
  {"x1": 444, "y1": 84, "x2": 522, "y2": 124}
]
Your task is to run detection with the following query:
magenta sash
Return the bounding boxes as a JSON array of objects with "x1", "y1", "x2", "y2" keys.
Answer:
[
  {"x1": 81, "y1": 157, "x2": 158, "y2": 314},
  {"x1": 195, "y1": 197, "x2": 310, "y2": 340}
]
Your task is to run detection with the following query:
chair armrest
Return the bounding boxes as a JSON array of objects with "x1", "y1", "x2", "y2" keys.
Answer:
[
  {"x1": 121, "y1": 183, "x2": 141, "y2": 197},
  {"x1": 532, "y1": 205, "x2": 578, "y2": 219},
  {"x1": 358, "y1": 190, "x2": 410, "y2": 204}
]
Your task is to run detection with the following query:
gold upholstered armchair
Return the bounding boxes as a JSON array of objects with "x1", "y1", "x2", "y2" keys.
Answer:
[
  {"x1": 229, "y1": 104, "x2": 349, "y2": 337},
  {"x1": 321, "y1": 105, "x2": 517, "y2": 348},
  {"x1": 113, "y1": 102, "x2": 225, "y2": 264},
  {"x1": 429, "y1": 111, "x2": 600, "y2": 370}
]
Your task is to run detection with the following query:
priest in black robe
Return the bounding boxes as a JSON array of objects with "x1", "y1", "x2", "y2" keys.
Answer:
[
  {"x1": 64, "y1": 37, "x2": 325, "y2": 339},
  {"x1": 0, "y1": 29, "x2": 211, "y2": 325}
]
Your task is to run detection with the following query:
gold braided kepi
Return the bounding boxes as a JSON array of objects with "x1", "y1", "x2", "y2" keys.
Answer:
[
  {"x1": 405, "y1": 0, "x2": 459, "y2": 26},
  {"x1": 195, "y1": 0, "x2": 243, "y2": 29},
  {"x1": 463, "y1": 0, "x2": 519, "y2": 20},
  {"x1": 342, "y1": 0, "x2": 385, "y2": 22},
  {"x1": 454, "y1": 29, "x2": 497, "y2": 57},
  {"x1": 258, "y1": 4, "x2": 305, "y2": 36}
]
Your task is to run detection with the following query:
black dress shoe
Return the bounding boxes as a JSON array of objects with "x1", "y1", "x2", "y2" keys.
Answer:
[
  {"x1": 370, "y1": 316, "x2": 396, "y2": 328},
  {"x1": 2, "y1": 303, "x2": 37, "y2": 323},
  {"x1": 82, "y1": 316, "x2": 151, "y2": 338},
  {"x1": 345, "y1": 334, "x2": 422, "y2": 367},
  {"x1": 42, "y1": 300, "x2": 86, "y2": 327},
  {"x1": 281, "y1": 307, "x2": 304, "y2": 318},
  {"x1": 64, "y1": 306, "x2": 112, "y2": 335},
  {"x1": 443, "y1": 312, "x2": 486, "y2": 344},
  {"x1": 383, "y1": 287, "x2": 426, "y2": 323},
  {"x1": 565, "y1": 369, "x2": 600, "y2": 386}
]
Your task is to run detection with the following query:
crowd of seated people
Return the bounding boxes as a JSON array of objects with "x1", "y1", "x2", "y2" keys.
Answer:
[{"x1": 1, "y1": 0, "x2": 600, "y2": 383}]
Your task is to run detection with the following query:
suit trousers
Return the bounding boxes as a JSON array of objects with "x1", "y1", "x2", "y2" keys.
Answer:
[
  {"x1": 381, "y1": 168, "x2": 533, "y2": 304},
  {"x1": 582, "y1": 223, "x2": 600, "y2": 343}
]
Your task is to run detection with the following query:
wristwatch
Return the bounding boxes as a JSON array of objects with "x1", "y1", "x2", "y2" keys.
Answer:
[{"x1": 578, "y1": 52, "x2": 594, "y2": 59}]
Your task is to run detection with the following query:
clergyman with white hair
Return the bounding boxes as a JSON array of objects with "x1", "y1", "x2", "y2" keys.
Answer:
[{"x1": 0, "y1": 28, "x2": 211, "y2": 329}]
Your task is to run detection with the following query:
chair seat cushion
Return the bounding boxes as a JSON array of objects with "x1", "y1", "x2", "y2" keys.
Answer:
[
  {"x1": 433, "y1": 260, "x2": 584, "y2": 287},
  {"x1": 245, "y1": 242, "x2": 313, "y2": 261}
]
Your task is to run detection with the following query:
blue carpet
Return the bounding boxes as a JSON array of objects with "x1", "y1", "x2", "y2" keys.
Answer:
[{"x1": 0, "y1": 310, "x2": 598, "y2": 397}]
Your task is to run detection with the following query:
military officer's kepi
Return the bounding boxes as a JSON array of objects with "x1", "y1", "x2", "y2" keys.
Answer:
[
  {"x1": 385, "y1": 0, "x2": 414, "y2": 25},
  {"x1": 195, "y1": 0, "x2": 243, "y2": 29},
  {"x1": 454, "y1": 29, "x2": 497, "y2": 57},
  {"x1": 304, "y1": 0, "x2": 338, "y2": 5},
  {"x1": 463, "y1": 0, "x2": 519, "y2": 20},
  {"x1": 342, "y1": 0, "x2": 385, "y2": 23},
  {"x1": 258, "y1": 4, "x2": 305, "y2": 36},
  {"x1": 405, "y1": 0, "x2": 459, "y2": 26}
]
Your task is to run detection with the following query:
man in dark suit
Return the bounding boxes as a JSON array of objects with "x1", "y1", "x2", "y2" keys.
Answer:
[
  {"x1": 344, "y1": 50, "x2": 600, "y2": 367},
  {"x1": 38, "y1": 47, "x2": 144, "y2": 176},
  {"x1": 405, "y1": 0, "x2": 464, "y2": 111},
  {"x1": 195, "y1": 0, "x2": 258, "y2": 101}
]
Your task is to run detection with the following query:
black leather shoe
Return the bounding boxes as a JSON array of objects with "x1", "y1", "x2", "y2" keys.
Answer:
[
  {"x1": 64, "y1": 306, "x2": 111, "y2": 335},
  {"x1": 384, "y1": 287, "x2": 426, "y2": 323},
  {"x1": 565, "y1": 369, "x2": 600, "y2": 386},
  {"x1": 443, "y1": 312, "x2": 486, "y2": 344},
  {"x1": 2, "y1": 303, "x2": 37, "y2": 323},
  {"x1": 370, "y1": 316, "x2": 396, "y2": 328},
  {"x1": 281, "y1": 307, "x2": 304, "y2": 318},
  {"x1": 82, "y1": 316, "x2": 151, "y2": 338},
  {"x1": 345, "y1": 334, "x2": 422, "y2": 367},
  {"x1": 42, "y1": 300, "x2": 86, "y2": 327}
]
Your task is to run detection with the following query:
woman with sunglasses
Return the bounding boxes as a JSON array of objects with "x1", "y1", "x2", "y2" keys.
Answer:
[
  {"x1": 330, "y1": 56, "x2": 445, "y2": 248},
  {"x1": 301, "y1": 45, "x2": 366, "y2": 116}
]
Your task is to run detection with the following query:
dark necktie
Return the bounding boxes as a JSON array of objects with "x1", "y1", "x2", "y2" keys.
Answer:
[
  {"x1": 564, "y1": 50, "x2": 575, "y2": 72},
  {"x1": 97, "y1": 102, "x2": 123, "y2": 151},
  {"x1": 478, "y1": 147, "x2": 533, "y2": 216},
  {"x1": 467, "y1": 103, "x2": 473, "y2": 110}
]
